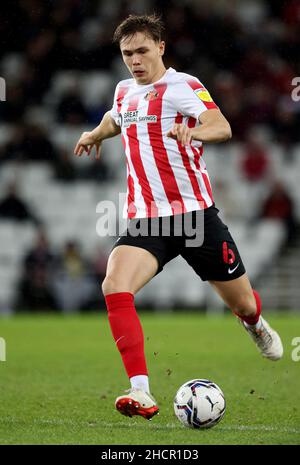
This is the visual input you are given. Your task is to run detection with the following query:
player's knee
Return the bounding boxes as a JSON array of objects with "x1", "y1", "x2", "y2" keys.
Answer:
[
  {"x1": 231, "y1": 293, "x2": 257, "y2": 317},
  {"x1": 102, "y1": 275, "x2": 118, "y2": 295},
  {"x1": 101, "y1": 275, "x2": 131, "y2": 296}
]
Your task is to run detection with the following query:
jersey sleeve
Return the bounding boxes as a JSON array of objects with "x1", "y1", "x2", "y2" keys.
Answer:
[
  {"x1": 175, "y1": 78, "x2": 218, "y2": 120},
  {"x1": 110, "y1": 83, "x2": 121, "y2": 126}
]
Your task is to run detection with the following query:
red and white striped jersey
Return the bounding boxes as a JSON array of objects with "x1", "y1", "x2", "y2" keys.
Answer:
[{"x1": 110, "y1": 67, "x2": 218, "y2": 218}]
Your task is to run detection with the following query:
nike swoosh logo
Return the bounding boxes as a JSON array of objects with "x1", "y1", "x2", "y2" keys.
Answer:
[{"x1": 228, "y1": 263, "x2": 240, "y2": 274}]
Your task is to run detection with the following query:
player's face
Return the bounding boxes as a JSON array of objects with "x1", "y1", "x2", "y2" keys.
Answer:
[{"x1": 120, "y1": 32, "x2": 165, "y2": 85}]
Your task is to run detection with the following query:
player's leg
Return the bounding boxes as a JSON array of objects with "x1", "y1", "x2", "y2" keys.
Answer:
[
  {"x1": 209, "y1": 274, "x2": 283, "y2": 360},
  {"x1": 181, "y1": 207, "x2": 283, "y2": 361},
  {"x1": 102, "y1": 244, "x2": 160, "y2": 419},
  {"x1": 209, "y1": 273, "x2": 257, "y2": 320},
  {"x1": 103, "y1": 244, "x2": 159, "y2": 295}
]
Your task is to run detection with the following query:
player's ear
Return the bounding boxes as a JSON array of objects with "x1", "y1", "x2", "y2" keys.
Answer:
[{"x1": 158, "y1": 41, "x2": 165, "y2": 56}]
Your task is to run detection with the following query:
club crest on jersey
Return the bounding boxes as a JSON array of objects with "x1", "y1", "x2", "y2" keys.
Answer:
[
  {"x1": 194, "y1": 88, "x2": 213, "y2": 103},
  {"x1": 144, "y1": 90, "x2": 159, "y2": 101}
]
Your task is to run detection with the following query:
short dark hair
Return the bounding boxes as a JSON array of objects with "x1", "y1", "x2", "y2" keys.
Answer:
[{"x1": 113, "y1": 14, "x2": 165, "y2": 44}]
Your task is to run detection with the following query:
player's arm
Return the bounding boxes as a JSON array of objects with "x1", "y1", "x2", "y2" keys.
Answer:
[
  {"x1": 167, "y1": 109, "x2": 232, "y2": 146},
  {"x1": 74, "y1": 111, "x2": 121, "y2": 159},
  {"x1": 167, "y1": 78, "x2": 232, "y2": 145},
  {"x1": 194, "y1": 109, "x2": 232, "y2": 143}
]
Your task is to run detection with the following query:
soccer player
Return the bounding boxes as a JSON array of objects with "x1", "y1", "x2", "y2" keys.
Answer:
[{"x1": 74, "y1": 14, "x2": 283, "y2": 420}]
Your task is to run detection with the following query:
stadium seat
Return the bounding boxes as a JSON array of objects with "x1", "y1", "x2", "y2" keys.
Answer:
[
  {"x1": 0, "y1": 124, "x2": 14, "y2": 147},
  {"x1": 19, "y1": 163, "x2": 53, "y2": 188},
  {"x1": 80, "y1": 72, "x2": 113, "y2": 107},
  {"x1": 0, "y1": 53, "x2": 25, "y2": 81},
  {"x1": 45, "y1": 71, "x2": 83, "y2": 106}
]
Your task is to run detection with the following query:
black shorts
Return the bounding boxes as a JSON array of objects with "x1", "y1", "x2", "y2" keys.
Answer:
[{"x1": 112, "y1": 205, "x2": 246, "y2": 282}]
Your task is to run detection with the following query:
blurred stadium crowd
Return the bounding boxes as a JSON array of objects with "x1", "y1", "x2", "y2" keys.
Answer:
[
  {"x1": 1, "y1": 0, "x2": 300, "y2": 144},
  {"x1": 0, "y1": 0, "x2": 300, "y2": 312}
]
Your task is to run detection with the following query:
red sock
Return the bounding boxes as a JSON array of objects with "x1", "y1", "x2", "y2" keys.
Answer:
[
  {"x1": 105, "y1": 292, "x2": 148, "y2": 378},
  {"x1": 235, "y1": 290, "x2": 262, "y2": 325}
]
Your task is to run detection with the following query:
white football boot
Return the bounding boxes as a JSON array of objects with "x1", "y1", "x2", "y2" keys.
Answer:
[
  {"x1": 115, "y1": 388, "x2": 159, "y2": 420},
  {"x1": 241, "y1": 316, "x2": 283, "y2": 361}
]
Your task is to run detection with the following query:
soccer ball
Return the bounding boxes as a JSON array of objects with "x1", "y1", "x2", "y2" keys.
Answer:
[{"x1": 174, "y1": 379, "x2": 226, "y2": 429}]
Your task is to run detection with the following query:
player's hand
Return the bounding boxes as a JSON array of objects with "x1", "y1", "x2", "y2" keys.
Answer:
[
  {"x1": 166, "y1": 124, "x2": 193, "y2": 146},
  {"x1": 74, "y1": 131, "x2": 102, "y2": 159}
]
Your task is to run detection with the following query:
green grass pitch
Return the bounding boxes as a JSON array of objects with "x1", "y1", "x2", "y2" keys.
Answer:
[{"x1": 0, "y1": 312, "x2": 299, "y2": 445}]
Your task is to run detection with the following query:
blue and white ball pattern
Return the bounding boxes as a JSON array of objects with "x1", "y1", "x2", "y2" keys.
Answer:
[{"x1": 174, "y1": 379, "x2": 226, "y2": 429}]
